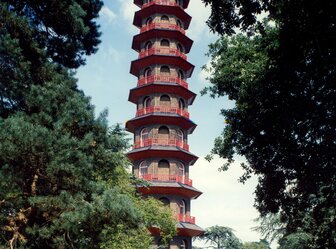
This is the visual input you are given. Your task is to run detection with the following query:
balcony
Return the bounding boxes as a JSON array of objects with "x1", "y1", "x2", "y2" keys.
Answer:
[
  {"x1": 136, "y1": 106, "x2": 190, "y2": 119},
  {"x1": 134, "y1": 0, "x2": 190, "y2": 9},
  {"x1": 138, "y1": 75, "x2": 188, "y2": 88},
  {"x1": 139, "y1": 47, "x2": 187, "y2": 60},
  {"x1": 134, "y1": 138, "x2": 189, "y2": 151},
  {"x1": 142, "y1": 0, "x2": 182, "y2": 9},
  {"x1": 141, "y1": 174, "x2": 193, "y2": 186},
  {"x1": 177, "y1": 214, "x2": 196, "y2": 224},
  {"x1": 140, "y1": 22, "x2": 185, "y2": 35}
]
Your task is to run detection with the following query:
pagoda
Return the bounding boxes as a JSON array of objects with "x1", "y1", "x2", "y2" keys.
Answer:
[{"x1": 126, "y1": 0, "x2": 203, "y2": 247}]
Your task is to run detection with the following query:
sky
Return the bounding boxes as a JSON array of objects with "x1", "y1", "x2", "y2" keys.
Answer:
[{"x1": 76, "y1": 0, "x2": 271, "y2": 247}]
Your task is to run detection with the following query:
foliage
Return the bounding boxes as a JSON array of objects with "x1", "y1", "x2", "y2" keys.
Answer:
[
  {"x1": 1, "y1": 0, "x2": 102, "y2": 69},
  {"x1": 0, "y1": 0, "x2": 102, "y2": 118},
  {"x1": 242, "y1": 240, "x2": 271, "y2": 249},
  {"x1": 196, "y1": 226, "x2": 243, "y2": 249},
  {"x1": 202, "y1": 0, "x2": 336, "y2": 248},
  {"x1": 252, "y1": 214, "x2": 285, "y2": 243},
  {"x1": 278, "y1": 232, "x2": 313, "y2": 249},
  {"x1": 0, "y1": 0, "x2": 176, "y2": 248}
]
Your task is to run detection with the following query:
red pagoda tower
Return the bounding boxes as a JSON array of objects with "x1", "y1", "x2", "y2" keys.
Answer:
[{"x1": 126, "y1": 0, "x2": 203, "y2": 247}]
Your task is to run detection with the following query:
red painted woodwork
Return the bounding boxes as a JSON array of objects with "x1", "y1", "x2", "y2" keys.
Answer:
[
  {"x1": 134, "y1": 0, "x2": 190, "y2": 9},
  {"x1": 127, "y1": 148, "x2": 198, "y2": 165},
  {"x1": 136, "y1": 106, "x2": 190, "y2": 118},
  {"x1": 177, "y1": 214, "x2": 196, "y2": 224},
  {"x1": 139, "y1": 47, "x2": 187, "y2": 60},
  {"x1": 143, "y1": 0, "x2": 181, "y2": 9},
  {"x1": 126, "y1": 115, "x2": 197, "y2": 134},
  {"x1": 128, "y1": 84, "x2": 196, "y2": 105},
  {"x1": 141, "y1": 174, "x2": 193, "y2": 186},
  {"x1": 132, "y1": 29, "x2": 193, "y2": 53},
  {"x1": 137, "y1": 185, "x2": 202, "y2": 199},
  {"x1": 177, "y1": 227, "x2": 204, "y2": 237},
  {"x1": 140, "y1": 21, "x2": 185, "y2": 34},
  {"x1": 138, "y1": 74, "x2": 188, "y2": 88},
  {"x1": 130, "y1": 55, "x2": 194, "y2": 77},
  {"x1": 134, "y1": 138, "x2": 189, "y2": 151},
  {"x1": 134, "y1": 3, "x2": 191, "y2": 29}
]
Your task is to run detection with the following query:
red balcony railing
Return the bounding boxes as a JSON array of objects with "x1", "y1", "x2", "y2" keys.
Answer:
[
  {"x1": 142, "y1": 0, "x2": 182, "y2": 9},
  {"x1": 141, "y1": 174, "x2": 192, "y2": 186},
  {"x1": 140, "y1": 22, "x2": 185, "y2": 34},
  {"x1": 137, "y1": 75, "x2": 188, "y2": 89},
  {"x1": 139, "y1": 47, "x2": 187, "y2": 60},
  {"x1": 136, "y1": 106, "x2": 190, "y2": 118},
  {"x1": 177, "y1": 214, "x2": 196, "y2": 224},
  {"x1": 134, "y1": 138, "x2": 189, "y2": 151}
]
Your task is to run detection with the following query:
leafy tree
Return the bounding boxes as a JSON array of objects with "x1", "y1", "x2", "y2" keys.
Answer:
[
  {"x1": 0, "y1": 1, "x2": 176, "y2": 248},
  {"x1": 201, "y1": 0, "x2": 336, "y2": 248},
  {"x1": 242, "y1": 240, "x2": 271, "y2": 249},
  {"x1": 278, "y1": 232, "x2": 313, "y2": 249},
  {"x1": 196, "y1": 226, "x2": 243, "y2": 249},
  {"x1": 252, "y1": 213, "x2": 285, "y2": 243}
]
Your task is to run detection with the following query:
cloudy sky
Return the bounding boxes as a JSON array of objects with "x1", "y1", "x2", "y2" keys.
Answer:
[{"x1": 76, "y1": 0, "x2": 271, "y2": 247}]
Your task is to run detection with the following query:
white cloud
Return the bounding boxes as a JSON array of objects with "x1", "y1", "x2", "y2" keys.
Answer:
[
  {"x1": 100, "y1": 6, "x2": 117, "y2": 23},
  {"x1": 118, "y1": 0, "x2": 139, "y2": 33},
  {"x1": 186, "y1": 0, "x2": 212, "y2": 41},
  {"x1": 118, "y1": 0, "x2": 138, "y2": 22},
  {"x1": 190, "y1": 156, "x2": 264, "y2": 245},
  {"x1": 198, "y1": 58, "x2": 212, "y2": 83},
  {"x1": 107, "y1": 47, "x2": 121, "y2": 63}
]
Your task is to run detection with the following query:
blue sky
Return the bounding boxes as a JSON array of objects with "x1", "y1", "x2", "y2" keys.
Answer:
[{"x1": 76, "y1": 0, "x2": 270, "y2": 247}]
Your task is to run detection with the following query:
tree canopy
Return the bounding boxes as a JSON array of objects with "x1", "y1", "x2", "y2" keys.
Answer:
[
  {"x1": 0, "y1": 1, "x2": 176, "y2": 248},
  {"x1": 202, "y1": 0, "x2": 336, "y2": 248},
  {"x1": 243, "y1": 240, "x2": 271, "y2": 249},
  {"x1": 196, "y1": 226, "x2": 243, "y2": 249}
]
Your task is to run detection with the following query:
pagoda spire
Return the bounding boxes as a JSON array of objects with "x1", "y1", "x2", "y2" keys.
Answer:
[{"x1": 126, "y1": 0, "x2": 204, "y2": 247}]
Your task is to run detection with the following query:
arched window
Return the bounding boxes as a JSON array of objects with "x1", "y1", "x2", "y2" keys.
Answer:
[
  {"x1": 160, "y1": 66, "x2": 170, "y2": 76},
  {"x1": 177, "y1": 129, "x2": 184, "y2": 148},
  {"x1": 160, "y1": 39, "x2": 170, "y2": 47},
  {"x1": 161, "y1": 15, "x2": 169, "y2": 22},
  {"x1": 179, "y1": 200, "x2": 186, "y2": 215},
  {"x1": 158, "y1": 126, "x2": 169, "y2": 135},
  {"x1": 178, "y1": 163, "x2": 185, "y2": 178},
  {"x1": 140, "y1": 128, "x2": 149, "y2": 146},
  {"x1": 145, "y1": 17, "x2": 152, "y2": 25},
  {"x1": 177, "y1": 129, "x2": 184, "y2": 139},
  {"x1": 145, "y1": 41, "x2": 152, "y2": 50},
  {"x1": 180, "y1": 239, "x2": 187, "y2": 249},
  {"x1": 178, "y1": 70, "x2": 184, "y2": 79},
  {"x1": 178, "y1": 98, "x2": 185, "y2": 109},
  {"x1": 160, "y1": 94, "x2": 170, "y2": 106},
  {"x1": 143, "y1": 96, "x2": 152, "y2": 109},
  {"x1": 144, "y1": 67, "x2": 152, "y2": 78},
  {"x1": 139, "y1": 161, "x2": 148, "y2": 178},
  {"x1": 143, "y1": 97, "x2": 152, "y2": 114},
  {"x1": 158, "y1": 159, "x2": 170, "y2": 176},
  {"x1": 159, "y1": 197, "x2": 170, "y2": 206},
  {"x1": 176, "y1": 19, "x2": 182, "y2": 28},
  {"x1": 177, "y1": 43, "x2": 184, "y2": 53}
]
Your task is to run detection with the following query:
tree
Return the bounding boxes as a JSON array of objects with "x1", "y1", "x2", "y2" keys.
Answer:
[
  {"x1": 0, "y1": 1, "x2": 176, "y2": 248},
  {"x1": 201, "y1": 0, "x2": 336, "y2": 248},
  {"x1": 0, "y1": 0, "x2": 102, "y2": 118},
  {"x1": 243, "y1": 240, "x2": 271, "y2": 249},
  {"x1": 278, "y1": 232, "x2": 313, "y2": 249},
  {"x1": 196, "y1": 226, "x2": 243, "y2": 249}
]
